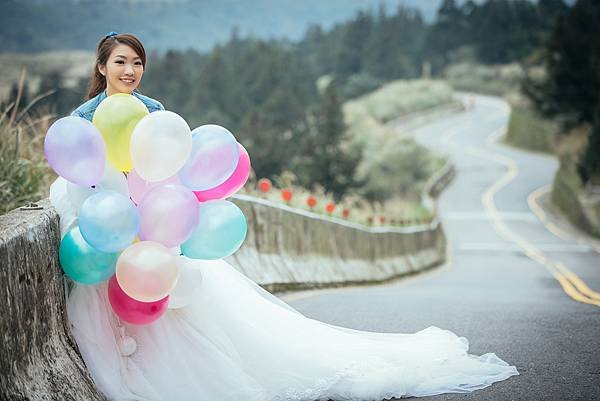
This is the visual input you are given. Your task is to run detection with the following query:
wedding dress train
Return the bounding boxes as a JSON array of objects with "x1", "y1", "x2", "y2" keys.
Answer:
[{"x1": 50, "y1": 178, "x2": 519, "y2": 401}]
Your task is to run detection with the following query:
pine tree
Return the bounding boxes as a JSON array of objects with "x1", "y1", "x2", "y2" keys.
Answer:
[
  {"x1": 335, "y1": 10, "x2": 374, "y2": 80},
  {"x1": 424, "y1": 0, "x2": 466, "y2": 71},
  {"x1": 578, "y1": 105, "x2": 600, "y2": 184},
  {"x1": 295, "y1": 81, "x2": 360, "y2": 200},
  {"x1": 542, "y1": 0, "x2": 600, "y2": 123}
]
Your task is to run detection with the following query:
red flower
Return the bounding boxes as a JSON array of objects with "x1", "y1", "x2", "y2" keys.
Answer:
[
  {"x1": 325, "y1": 202, "x2": 335, "y2": 214},
  {"x1": 306, "y1": 195, "x2": 317, "y2": 209},
  {"x1": 281, "y1": 188, "x2": 292, "y2": 202},
  {"x1": 342, "y1": 208, "x2": 350, "y2": 218},
  {"x1": 379, "y1": 216, "x2": 386, "y2": 224},
  {"x1": 258, "y1": 178, "x2": 272, "y2": 193}
]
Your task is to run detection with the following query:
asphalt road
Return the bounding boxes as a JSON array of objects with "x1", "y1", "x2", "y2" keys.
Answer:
[{"x1": 279, "y1": 94, "x2": 600, "y2": 400}]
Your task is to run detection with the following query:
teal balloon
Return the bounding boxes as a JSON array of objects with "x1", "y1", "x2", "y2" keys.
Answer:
[
  {"x1": 181, "y1": 200, "x2": 247, "y2": 259},
  {"x1": 59, "y1": 226, "x2": 119, "y2": 284}
]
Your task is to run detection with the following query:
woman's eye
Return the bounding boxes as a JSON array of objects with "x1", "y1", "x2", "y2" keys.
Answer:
[
  {"x1": 115, "y1": 60, "x2": 124, "y2": 64},
  {"x1": 135, "y1": 62, "x2": 142, "y2": 66}
]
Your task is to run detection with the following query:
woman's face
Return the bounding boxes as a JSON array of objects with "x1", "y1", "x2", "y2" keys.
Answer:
[{"x1": 98, "y1": 44, "x2": 144, "y2": 96}]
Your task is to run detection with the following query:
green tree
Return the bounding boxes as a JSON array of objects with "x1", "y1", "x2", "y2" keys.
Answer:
[
  {"x1": 424, "y1": 0, "x2": 467, "y2": 71},
  {"x1": 540, "y1": 0, "x2": 600, "y2": 123},
  {"x1": 469, "y1": 0, "x2": 542, "y2": 64},
  {"x1": 335, "y1": 11, "x2": 374, "y2": 80},
  {"x1": 578, "y1": 106, "x2": 600, "y2": 184},
  {"x1": 526, "y1": 0, "x2": 600, "y2": 184},
  {"x1": 364, "y1": 6, "x2": 425, "y2": 80},
  {"x1": 294, "y1": 82, "x2": 360, "y2": 199}
]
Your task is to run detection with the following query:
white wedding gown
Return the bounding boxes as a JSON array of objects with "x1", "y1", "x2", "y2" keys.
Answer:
[{"x1": 50, "y1": 178, "x2": 519, "y2": 401}]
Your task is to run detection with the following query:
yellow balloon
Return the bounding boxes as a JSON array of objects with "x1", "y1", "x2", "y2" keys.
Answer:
[{"x1": 93, "y1": 94, "x2": 149, "y2": 172}]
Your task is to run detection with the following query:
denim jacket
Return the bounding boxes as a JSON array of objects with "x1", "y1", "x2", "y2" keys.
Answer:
[{"x1": 70, "y1": 90, "x2": 164, "y2": 122}]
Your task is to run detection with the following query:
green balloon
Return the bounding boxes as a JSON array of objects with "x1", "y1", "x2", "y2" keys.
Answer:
[
  {"x1": 181, "y1": 200, "x2": 247, "y2": 260},
  {"x1": 59, "y1": 226, "x2": 119, "y2": 284}
]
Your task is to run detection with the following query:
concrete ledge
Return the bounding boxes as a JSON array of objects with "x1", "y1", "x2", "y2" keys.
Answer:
[
  {"x1": 226, "y1": 195, "x2": 446, "y2": 292},
  {"x1": 224, "y1": 159, "x2": 455, "y2": 291},
  {"x1": 0, "y1": 199, "x2": 103, "y2": 401}
]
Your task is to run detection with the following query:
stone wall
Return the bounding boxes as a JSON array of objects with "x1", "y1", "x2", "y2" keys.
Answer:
[{"x1": 226, "y1": 195, "x2": 446, "y2": 292}]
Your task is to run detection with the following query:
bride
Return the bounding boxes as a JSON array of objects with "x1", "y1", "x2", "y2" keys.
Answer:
[{"x1": 50, "y1": 32, "x2": 519, "y2": 400}]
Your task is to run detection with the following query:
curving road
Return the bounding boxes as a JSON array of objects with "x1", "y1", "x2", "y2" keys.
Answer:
[{"x1": 279, "y1": 94, "x2": 600, "y2": 400}]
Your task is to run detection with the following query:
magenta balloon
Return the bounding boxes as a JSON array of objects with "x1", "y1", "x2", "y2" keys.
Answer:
[
  {"x1": 138, "y1": 184, "x2": 200, "y2": 247},
  {"x1": 107, "y1": 276, "x2": 168, "y2": 325},
  {"x1": 44, "y1": 116, "x2": 106, "y2": 186},
  {"x1": 194, "y1": 143, "x2": 251, "y2": 202},
  {"x1": 127, "y1": 169, "x2": 181, "y2": 205}
]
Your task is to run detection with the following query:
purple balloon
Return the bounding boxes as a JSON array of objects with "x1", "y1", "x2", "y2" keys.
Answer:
[
  {"x1": 138, "y1": 184, "x2": 200, "y2": 247},
  {"x1": 44, "y1": 116, "x2": 106, "y2": 186},
  {"x1": 178, "y1": 125, "x2": 240, "y2": 191}
]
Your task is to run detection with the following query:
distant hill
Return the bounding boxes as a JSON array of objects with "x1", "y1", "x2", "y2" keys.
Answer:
[{"x1": 0, "y1": 0, "x2": 444, "y2": 53}]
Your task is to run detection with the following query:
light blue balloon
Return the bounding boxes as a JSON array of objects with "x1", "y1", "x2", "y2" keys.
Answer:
[
  {"x1": 79, "y1": 190, "x2": 140, "y2": 252},
  {"x1": 179, "y1": 125, "x2": 240, "y2": 191},
  {"x1": 181, "y1": 200, "x2": 247, "y2": 259},
  {"x1": 59, "y1": 226, "x2": 119, "y2": 284}
]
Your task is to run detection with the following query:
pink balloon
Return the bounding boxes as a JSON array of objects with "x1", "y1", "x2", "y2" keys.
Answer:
[
  {"x1": 194, "y1": 143, "x2": 251, "y2": 202},
  {"x1": 138, "y1": 185, "x2": 200, "y2": 247},
  {"x1": 127, "y1": 169, "x2": 181, "y2": 205},
  {"x1": 107, "y1": 276, "x2": 169, "y2": 325}
]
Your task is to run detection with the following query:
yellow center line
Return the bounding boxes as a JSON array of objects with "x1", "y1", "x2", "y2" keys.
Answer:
[
  {"x1": 553, "y1": 271, "x2": 600, "y2": 307},
  {"x1": 555, "y1": 262, "x2": 600, "y2": 302},
  {"x1": 528, "y1": 184, "x2": 600, "y2": 254},
  {"x1": 467, "y1": 123, "x2": 600, "y2": 308},
  {"x1": 280, "y1": 107, "x2": 599, "y2": 308}
]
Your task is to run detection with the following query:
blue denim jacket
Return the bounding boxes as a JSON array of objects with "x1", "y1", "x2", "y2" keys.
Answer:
[{"x1": 70, "y1": 90, "x2": 164, "y2": 122}]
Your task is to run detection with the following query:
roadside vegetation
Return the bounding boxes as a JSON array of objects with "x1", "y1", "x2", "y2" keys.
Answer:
[{"x1": 0, "y1": 73, "x2": 54, "y2": 214}]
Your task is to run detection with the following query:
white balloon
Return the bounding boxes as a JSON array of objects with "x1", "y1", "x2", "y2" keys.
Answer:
[
  {"x1": 118, "y1": 336, "x2": 137, "y2": 357},
  {"x1": 67, "y1": 163, "x2": 128, "y2": 212},
  {"x1": 168, "y1": 256, "x2": 204, "y2": 309},
  {"x1": 130, "y1": 110, "x2": 192, "y2": 182}
]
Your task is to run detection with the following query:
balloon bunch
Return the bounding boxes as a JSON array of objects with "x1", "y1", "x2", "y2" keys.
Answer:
[{"x1": 45, "y1": 94, "x2": 251, "y2": 325}]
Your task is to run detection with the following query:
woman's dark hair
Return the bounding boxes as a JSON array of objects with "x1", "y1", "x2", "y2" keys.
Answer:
[{"x1": 86, "y1": 33, "x2": 147, "y2": 100}]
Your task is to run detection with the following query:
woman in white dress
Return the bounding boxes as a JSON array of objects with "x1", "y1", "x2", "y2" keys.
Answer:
[{"x1": 51, "y1": 32, "x2": 519, "y2": 401}]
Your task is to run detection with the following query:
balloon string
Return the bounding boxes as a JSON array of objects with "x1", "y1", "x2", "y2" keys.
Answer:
[{"x1": 117, "y1": 316, "x2": 126, "y2": 338}]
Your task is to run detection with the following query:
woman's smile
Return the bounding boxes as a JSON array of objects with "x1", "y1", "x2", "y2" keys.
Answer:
[{"x1": 120, "y1": 77, "x2": 136, "y2": 85}]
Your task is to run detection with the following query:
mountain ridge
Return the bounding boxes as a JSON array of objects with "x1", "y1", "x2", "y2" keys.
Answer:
[{"x1": 1, "y1": 0, "x2": 443, "y2": 53}]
